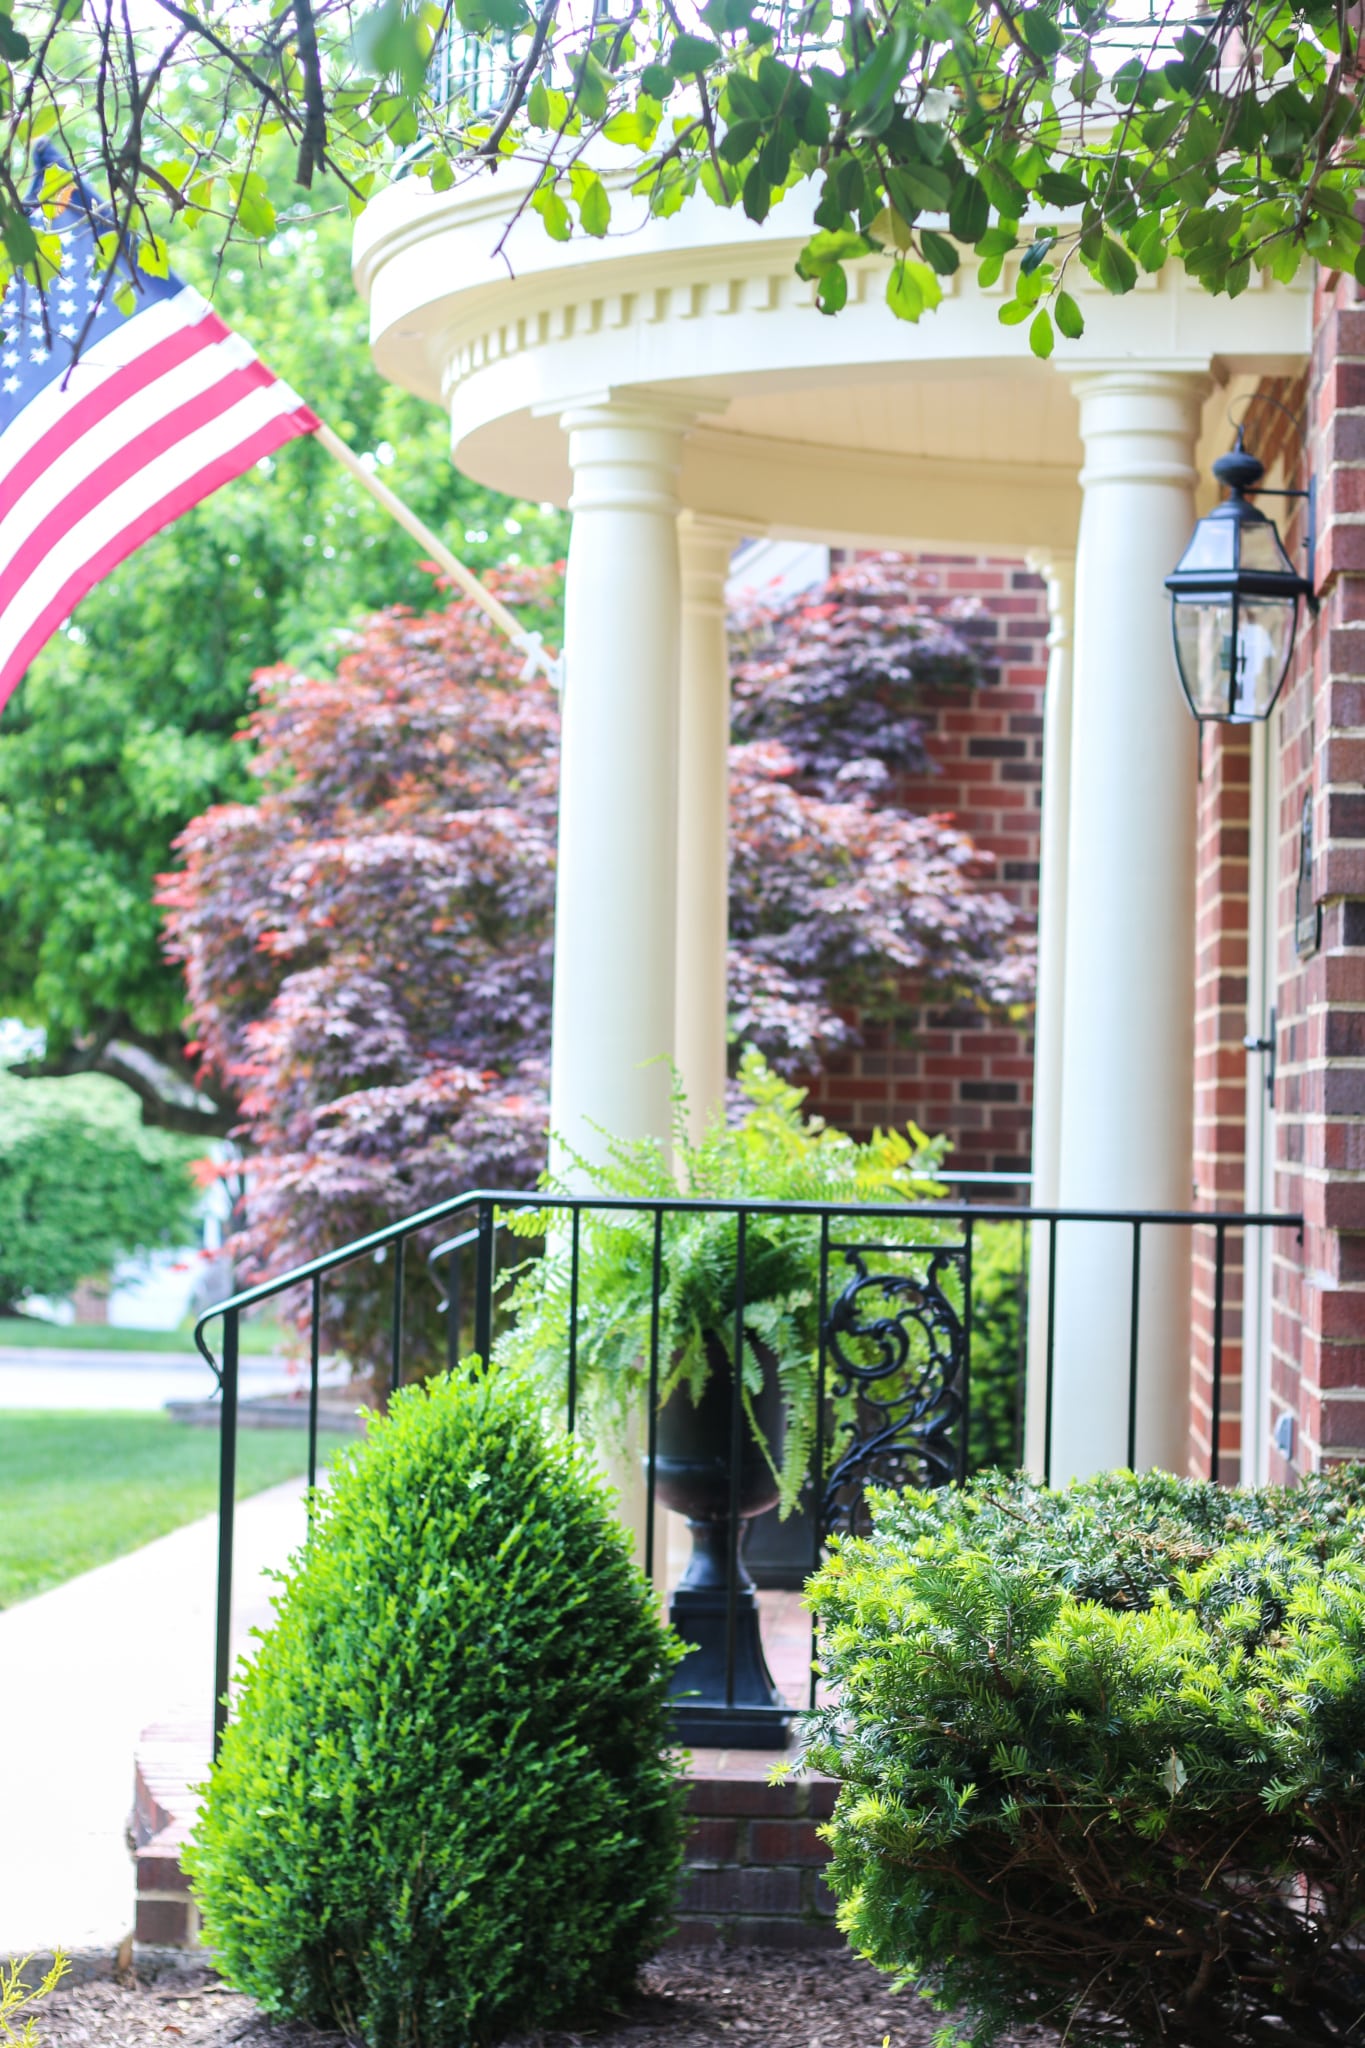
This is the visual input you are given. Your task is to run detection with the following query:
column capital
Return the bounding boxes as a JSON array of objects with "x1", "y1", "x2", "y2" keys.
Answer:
[
  {"x1": 557, "y1": 392, "x2": 699, "y2": 436},
  {"x1": 544, "y1": 381, "x2": 721, "y2": 436},
  {"x1": 1026, "y1": 549, "x2": 1076, "y2": 653},
  {"x1": 1071, "y1": 367, "x2": 1210, "y2": 495},
  {"x1": 557, "y1": 393, "x2": 694, "y2": 520},
  {"x1": 679, "y1": 508, "x2": 752, "y2": 547},
  {"x1": 1068, "y1": 364, "x2": 1212, "y2": 397},
  {"x1": 1025, "y1": 545, "x2": 1076, "y2": 586},
  {"x1": 678, "y1": 511, "x2": 747, "y2": 620}
]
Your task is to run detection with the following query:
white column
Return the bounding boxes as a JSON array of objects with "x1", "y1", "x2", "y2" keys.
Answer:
[
  {"x1": 1023, "y1": 551, "x2": 1074, "y2": 1474},
  {"x1": 1027, "y1": 551, "x2": 1076, "y2": 1210},
  {"x1": 550, "y1": 396, "x2": 691, "y2": 1588},
  {"x1": 550, "y1": 398, "x2": 691, "y2": 1175},
  {"x1": 675, "y1": 513, "x2": 743, "y2": 1144},
  {"x1": 1048, "y1": 369, "x2": 1206, "y2": 1483}
]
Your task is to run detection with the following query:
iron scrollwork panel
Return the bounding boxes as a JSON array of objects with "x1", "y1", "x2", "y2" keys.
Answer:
[{"x1": 820, "y1": 1243, "x2": 968, "y2": 1538}]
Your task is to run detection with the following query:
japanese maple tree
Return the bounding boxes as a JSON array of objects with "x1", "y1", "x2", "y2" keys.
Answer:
[{"x1": 161, "y1": 557, "x2": 1030, "y2": 1365}]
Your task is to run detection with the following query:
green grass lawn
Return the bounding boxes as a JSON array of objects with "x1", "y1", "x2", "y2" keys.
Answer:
[
  {"x1": 0, "y1": 1316, "x2": 292, "y2": 1354},
  {"x1": 0, "y1": 1410, "x2": 350, "y2": 1607}
]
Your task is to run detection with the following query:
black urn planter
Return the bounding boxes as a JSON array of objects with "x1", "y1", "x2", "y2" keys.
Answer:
[
  {"x1": 744, "y1": 1492, "x2": 818, "y2": 1590},
  {"x1": 651, "y1": 1332, "x2": 791, "y2": 1748}
]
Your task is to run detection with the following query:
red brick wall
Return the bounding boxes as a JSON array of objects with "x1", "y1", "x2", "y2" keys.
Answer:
[
  {"x1": 803, "y1": 553, "x2": 1048, "y2": 1174},
  {"x1": 1183, "y1": 289, "x2": 1365, "y2": 1487},
  {"x1": 1189, "y1": 725, "x2": 1252, "y2": 1482},
  {"x1": 1214, "y1": 281, "x2": 1365, "y2": 1485}
]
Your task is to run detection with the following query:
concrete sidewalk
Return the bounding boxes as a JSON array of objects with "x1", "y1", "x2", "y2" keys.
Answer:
[{"x1": 0, "y1": 1479, "x2": 310, "y2": 1954}]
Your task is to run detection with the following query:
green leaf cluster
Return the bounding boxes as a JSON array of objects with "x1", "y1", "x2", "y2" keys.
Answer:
[
  {"x1": 0, "y1": 1069, "x2": 200, "y2": 1306},
  {"x1": 807, "y1": 1464, "x2": 1365, "y2": 2047},
  {"x1": 497, "y1": 1049, "x2": 951, "y2": 1511},
  {"x1": 187, "y1": 1363, "x2": 686, "y2": 2046},
  {"x1": 5, "y1": 0, "x2": 1363, "y2": 360},
  {"x1": 465, "y1": 0, "x2": 1365, "y2": 350}
]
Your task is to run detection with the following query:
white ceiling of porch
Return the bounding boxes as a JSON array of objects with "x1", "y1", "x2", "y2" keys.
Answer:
[{"x1": 711, "y1": 368, "x2": 1085, "y2": 473}]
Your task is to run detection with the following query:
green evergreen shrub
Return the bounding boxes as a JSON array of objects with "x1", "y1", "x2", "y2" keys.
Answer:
[
  {"x1": 187, "y1": 1365, "x2": 686, "y2": 2047},
  {"x1": 0, "y1": 1954, "x2": 68, "y2": 2047},
  {"x1": 807, "y1": 1465, "x2": 1365, "y2": 2048}
]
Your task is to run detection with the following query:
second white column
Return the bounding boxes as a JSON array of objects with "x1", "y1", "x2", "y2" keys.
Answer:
[
  {"x1": 675, "y1": 513, "x2": 743, "y2": 1144},
  {"x1": 1049, "y1": 368, "x2": 1206, "y2": 1481},
  {"x1": 550, "y1": 398, "x2": 690, "y2": 1174}
]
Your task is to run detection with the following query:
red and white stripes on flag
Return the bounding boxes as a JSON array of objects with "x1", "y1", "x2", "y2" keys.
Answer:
[{"x1": 0, "y1": 270, "x2": 317, "y2": 713}]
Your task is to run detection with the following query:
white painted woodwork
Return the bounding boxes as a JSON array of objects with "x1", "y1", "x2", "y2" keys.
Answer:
[
  {"x1": 1049, "y1": 370, "x2": 1207, "y2": 1482},
  {"x1": 676, "y1": 513, "x2": 743, "y2": 1142},
  {"x1": 353, "y1": 174, "x2": 1309, "y2": 557},
  {"x1": 1023, "y1": 550, "x2": 1074, "y2": 1474},
  {"x1": 549, "y1": 397, "x2": 689, "y2": 1176}
]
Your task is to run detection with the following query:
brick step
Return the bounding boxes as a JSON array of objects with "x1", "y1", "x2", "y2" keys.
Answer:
[
  {"x1": 674, "y1": 1747, "x2": 840, "y2": 1950},
  {"x1": 132, "y1": 1730, "x2": 840, "y2": 1953}
]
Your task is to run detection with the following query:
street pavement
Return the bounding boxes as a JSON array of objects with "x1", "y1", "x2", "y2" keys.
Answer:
[{"x1": 0, "y1": 1347, "x2": 333, "y2": 1411}]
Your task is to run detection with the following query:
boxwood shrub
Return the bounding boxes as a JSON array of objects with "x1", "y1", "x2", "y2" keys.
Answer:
[
  {"x1": 807, "y1": 1465, "x2": 1365, "y2": 2048},
  {"x1": 187, "y1": 1365, "x2": 685, "y2": 2046}
]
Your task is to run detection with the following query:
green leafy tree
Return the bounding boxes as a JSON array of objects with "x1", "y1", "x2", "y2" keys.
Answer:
[
  {"x1": 0, "y1": 181, "x2": 567, "y2": 1133},
  {"x1": 0, "y1": 1, "x2": 1353, "y2": 373},
  {"x1": 0, "y1": 1069, "x2": 201, "y2": 1310},
  {"x1": 465, "y1": 0, "x2": 1365, "y2": 358}
]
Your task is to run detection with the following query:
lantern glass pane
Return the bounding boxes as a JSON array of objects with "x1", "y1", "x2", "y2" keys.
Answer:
[
  {"x1": 1174, "y1": 597, "x2": 1234, "y2": 717},
  {"x1": 1173, "y1": 595, "x2": 1296, "y2": 720},
  {"x1": 1173, "y1": 516, "x2": 1236, "y2": 574},
  {"x1": 1236, "y1": 596, "x2": 1297, "y2": 717},
  {"x1": 1238, "y1": 517, "x2": 1298, "y2": 577}
]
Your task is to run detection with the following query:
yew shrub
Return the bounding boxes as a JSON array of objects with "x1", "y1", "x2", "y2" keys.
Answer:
[
  {"x1": 187, "y1": 1365, "x2": 684, "y2": 2047},
  {"x1": 808, "y1": 1466, "x2": 1365, "y2": 2048}
]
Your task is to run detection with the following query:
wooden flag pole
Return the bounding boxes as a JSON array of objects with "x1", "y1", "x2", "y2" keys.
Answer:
[{"x1": 314, "y1": 421, "x2": 558, "y2": 683}]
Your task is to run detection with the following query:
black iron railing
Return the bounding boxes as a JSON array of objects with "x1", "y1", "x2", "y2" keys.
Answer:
[{"x1": 197, "y1": 1188, "x2": 1301, "y2": 1758}]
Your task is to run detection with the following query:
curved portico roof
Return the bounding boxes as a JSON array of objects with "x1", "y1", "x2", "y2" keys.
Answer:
[{"x1": 354, "y1": 172, "x2": 1312, "y2": 553}]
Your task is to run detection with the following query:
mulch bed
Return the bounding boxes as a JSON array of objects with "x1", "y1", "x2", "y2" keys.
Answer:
[{"x1": 29, "y1": 1946, "x2": 1062, "y2": 2048}]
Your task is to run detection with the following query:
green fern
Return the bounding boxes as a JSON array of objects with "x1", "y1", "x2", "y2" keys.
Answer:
[{"x1": 497, "y1": 1050, "x2": 952, "y2": 1510}]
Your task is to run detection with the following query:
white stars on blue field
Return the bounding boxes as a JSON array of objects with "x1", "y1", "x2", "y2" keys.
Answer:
[{"x1": 0, "y1": 196, "x2": 182, "y2": 433}]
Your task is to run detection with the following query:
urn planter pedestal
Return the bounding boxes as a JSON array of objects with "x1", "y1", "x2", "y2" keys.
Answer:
[{"x1": 652, "y1": 1336, "x2": 792, "y2": 1748}]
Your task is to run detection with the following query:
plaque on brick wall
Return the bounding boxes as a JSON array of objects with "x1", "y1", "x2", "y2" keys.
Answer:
[{"x1": 1295, "y1": 792, "x2": 1321, "y2": 958}]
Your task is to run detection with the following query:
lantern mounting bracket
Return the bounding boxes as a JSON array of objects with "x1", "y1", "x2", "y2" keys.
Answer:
[
  {"x1": 1209, "y1": 431, "x2": 1318, "y2": 612},
  {"x1": 1246, "y1": 474, "x2": 1318, "y2": 615}
]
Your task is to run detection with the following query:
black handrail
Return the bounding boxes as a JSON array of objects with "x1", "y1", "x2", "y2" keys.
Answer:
[{"x1": 197, "y1": 1189, "x2": 1304, "y2": 1758}]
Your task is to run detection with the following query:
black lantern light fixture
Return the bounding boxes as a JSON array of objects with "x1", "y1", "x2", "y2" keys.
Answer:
[{"x1": 1165, "y1": 429, "x2": 1317, "y2": 724}]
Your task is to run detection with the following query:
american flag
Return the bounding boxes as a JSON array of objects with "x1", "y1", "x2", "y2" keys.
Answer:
[{"x1": 0, "y1": 160, "x2": 318, "y2": 713}]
